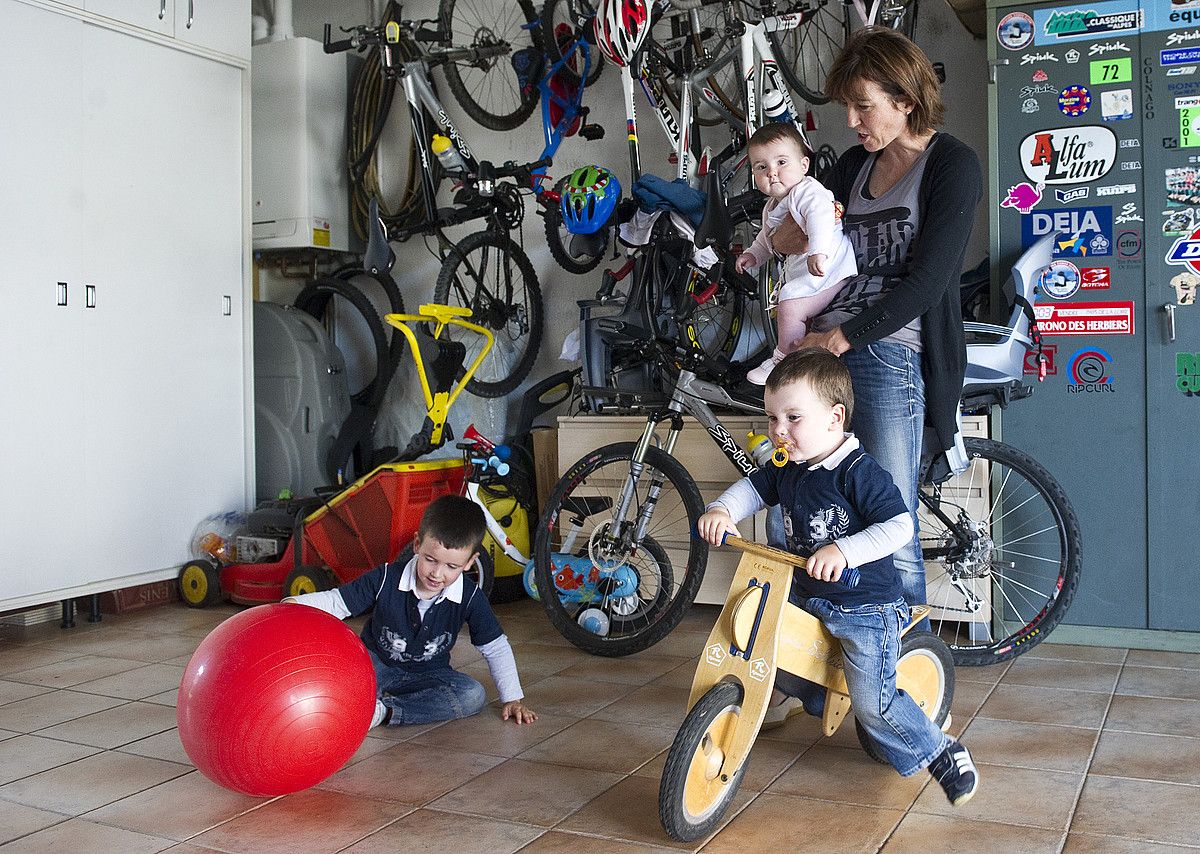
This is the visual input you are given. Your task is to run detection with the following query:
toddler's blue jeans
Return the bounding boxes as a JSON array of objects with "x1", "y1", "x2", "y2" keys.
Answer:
[
  {"x1": 368, "y1": 650, "x2": 487, "y2": 725},
  {"x1": 775, "y1": 596, "x2": 949, "y2": 777}
]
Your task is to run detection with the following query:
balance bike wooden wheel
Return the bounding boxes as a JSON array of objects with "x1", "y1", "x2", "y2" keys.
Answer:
[{"x1": 657, "y1": 537, "x2": 954, "y2": 842}]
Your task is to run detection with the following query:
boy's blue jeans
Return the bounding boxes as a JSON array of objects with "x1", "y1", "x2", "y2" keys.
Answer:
[
  {"x1": 775, "y1": 596, "x2": 949, "y2": 777},
  {"x1": 368, "y1": 650, "x2": 487, "y2": 725}
]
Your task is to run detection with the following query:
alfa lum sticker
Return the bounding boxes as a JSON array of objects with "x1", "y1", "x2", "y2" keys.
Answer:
[
  {"x1": 1020, "y1": 125, "x2": 1117, "y2": 184},
  {"x1": 1034, "y1": 301, "x2": 1135, "y2": 335}
]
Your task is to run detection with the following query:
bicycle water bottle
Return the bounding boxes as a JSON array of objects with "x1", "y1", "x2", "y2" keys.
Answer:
[
  {"x1": 763, "y1": 89, "x2": 793, "y2": 125},
  {"x1": 746, "y1": 432, "x2": 775, "y2": 467},
  {"x1": 431, "y1": 134, "x2": 467, "y2": 173}
]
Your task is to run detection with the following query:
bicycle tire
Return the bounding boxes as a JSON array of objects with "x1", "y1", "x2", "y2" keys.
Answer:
[
  {"x1": 544, "y1": 177, "x2": 611, "y2": 275},
  {"x1": 396, "y1": 542, "x2": 495, "y2": 601},
  {"x1": 293, "y1": 277, "x2": 392, "y2": 407},
  {"x1": 766, "y1": 0, "x2": 852, "y2": 106},
  {"x1": 334, "y1": 268, "x2": 407, "y2": 377},
  {"x1": 433, "y1": 229, "x2": 544, "y2": 398},
  {"x1": 541, "y1": 0, "x2": 605, "y2": 87},
  {"x1": 920, "y1": 437, "x2": 1082, "y2": 666},
  {"x1": 438, "y1": 0, "x2": 542, "y2": 131},
  {"x1": 533, "y1": 442, "x2": 708, "y2": 657},
  {"x1": 855, "y1": 630, "x2": 954, "y2": 764},
  {"x1": 648, "y1": 4, "x2": 743, "y2": 128},
  {"x1": 658, "y1": 681, "x2": 748, "y2": 842}
]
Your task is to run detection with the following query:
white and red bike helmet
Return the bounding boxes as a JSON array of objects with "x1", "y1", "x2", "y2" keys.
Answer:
[{"x1": 593, "y1": 0, "x2": 652, "y2": 67}]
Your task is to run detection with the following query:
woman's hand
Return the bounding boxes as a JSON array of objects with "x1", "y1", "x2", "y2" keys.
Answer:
[
  {"x1": 796, "y1": 326, "x2": 851, "y2": 357},
  {"x1": 771, "y1": 215, "x2": 809, "y2": 256}
]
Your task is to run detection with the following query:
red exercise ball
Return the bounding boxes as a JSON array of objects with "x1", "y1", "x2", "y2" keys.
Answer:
[{"x1": 177, "y1": 603, "x2": 376, "y2": 796}]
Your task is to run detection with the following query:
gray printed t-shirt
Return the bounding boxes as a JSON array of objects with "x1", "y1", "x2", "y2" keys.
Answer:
[{"x1": 812, "y1": 144, "x2": 935, "y2": 352}]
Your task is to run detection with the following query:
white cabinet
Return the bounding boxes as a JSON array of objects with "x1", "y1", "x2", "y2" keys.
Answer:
[
  {"x1": 84, "y1": 0, "x2": 249, "y2": 59},
  {"x1": 0, "y1": 0, "x2": 248, "y2": 611}
]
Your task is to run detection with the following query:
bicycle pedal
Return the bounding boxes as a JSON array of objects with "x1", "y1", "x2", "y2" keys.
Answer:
[{"x1": 579, "y1": 123, "x2": 605, "y2": 141}]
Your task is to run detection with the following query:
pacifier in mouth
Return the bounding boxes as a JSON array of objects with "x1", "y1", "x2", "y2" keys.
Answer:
[{"x1": 771, "y1": 446, "x2": 790, "y2": 467}]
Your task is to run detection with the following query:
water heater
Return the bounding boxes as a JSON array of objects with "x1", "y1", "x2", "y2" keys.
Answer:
[{"x1": 251, "y1": 37, "x2": 349, "y2": 251}]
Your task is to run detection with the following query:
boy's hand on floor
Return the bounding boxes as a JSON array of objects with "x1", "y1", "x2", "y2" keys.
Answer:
[{"x1": 502, "y1": 700, "x2": 538, "y2": 725}]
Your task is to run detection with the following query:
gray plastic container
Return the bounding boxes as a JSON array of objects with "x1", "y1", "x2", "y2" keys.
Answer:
[{"x1": 253, "y1": 302, "x2": 351, "y2": 501}]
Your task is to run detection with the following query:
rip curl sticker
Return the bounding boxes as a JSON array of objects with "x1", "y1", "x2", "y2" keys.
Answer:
[
  {"x1": 1059, "y1": 85, "x2": 1092, "y2": 116},
  {"x1": 999, "y1": 12, "x2": 1035, "y2": 50}
]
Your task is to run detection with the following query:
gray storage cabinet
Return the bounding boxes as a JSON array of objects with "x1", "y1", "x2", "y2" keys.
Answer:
[{"x1": 989, "y1": 0, "x2": 1199, "y2": 638}]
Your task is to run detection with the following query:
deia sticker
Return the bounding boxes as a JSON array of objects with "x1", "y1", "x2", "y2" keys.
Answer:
[
  {"x1": 1020, "y1": 125, "x2": 1117, "y2": 185},
  {"x1": 1022, "y1": 206, "x2": 1114, "y2": 257}
]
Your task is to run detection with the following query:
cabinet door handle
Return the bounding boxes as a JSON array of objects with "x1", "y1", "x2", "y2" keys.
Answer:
[
  {"x1": 57, "y1": 282, "x2": 68, "y2": 306},
  {"x1": 187, "y1": 0, "x2": 194, "y2": 29},
  {"x1": 1164, "y1": 303, "x2": 1177, "y2": 342},
  {"x1": 989, "y1": 59, "x2": 1009, "y2": 85},
  {"x1": 85, "y1": 284, "x2": 96, "y2": 308},
  {"x1": 159, "y1": 0, "x2": 166, "y2": 20}
]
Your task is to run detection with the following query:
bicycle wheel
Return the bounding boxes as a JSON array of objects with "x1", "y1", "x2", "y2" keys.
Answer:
[
  {"x1": 679, "y1": 270, "x2": 745, "y2": 364},
  {"x1": 648, "y1": 4, "x2": 743, "y2": 127},
  {"x1": 438, "y1": 0, "x2": 542, "y2": 131},
  {"x1": 767, "y1": 0, "x2": 851, "y2": 106},
  {"x1": 920, "y1": 437, "x2": 1082, "y2": 666},
  {"x1": 544, "y1": 176, "x2": 611, "y2": 275},
  {"x1": 658, "y1": 681, "x2": 748, "y2": 842},
  {"x1": 855, "y1": 630, "x2": 954, "y2": 764},
  {"x1": 433, "y1": 229, "x2": 544, "y2": 398},
  {"x1": 541, "y1": 0, "x2": 605, "y2": 87},
  {"x1": 533, "y1": 442, "x2": 708, "y2": 657}
]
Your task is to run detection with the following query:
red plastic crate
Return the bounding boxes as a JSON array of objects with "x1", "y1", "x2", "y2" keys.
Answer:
[{"x1": 302, "y1": 459, "x2": 466, "y2": 584}]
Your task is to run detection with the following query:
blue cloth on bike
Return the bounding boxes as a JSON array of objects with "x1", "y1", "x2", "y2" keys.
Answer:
[{"x1": 630, "y1": 175, "x2": 705, "y2": 227}]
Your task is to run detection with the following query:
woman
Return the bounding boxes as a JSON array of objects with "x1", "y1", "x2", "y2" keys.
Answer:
[{"x1": 772, "y1": 27, "x2": 982, "y2": 612}]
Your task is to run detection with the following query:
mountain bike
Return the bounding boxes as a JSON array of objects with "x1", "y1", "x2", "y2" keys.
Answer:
[
  {"x1": 325, "y1": 18, "x2": 545, "y2": 398},
  {"x1": 534, "y1": 195, "x2": 1081, "y2": 665}
]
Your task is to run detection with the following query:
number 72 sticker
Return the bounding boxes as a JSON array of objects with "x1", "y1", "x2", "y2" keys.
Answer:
[{"x1": 1090, "y1": 57, "x2": 1132, "y2": 85}]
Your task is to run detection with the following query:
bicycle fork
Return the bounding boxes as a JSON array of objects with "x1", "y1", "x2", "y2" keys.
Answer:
[{"x1": 610, "y1": 406, "x2": 688, "y2": 551}]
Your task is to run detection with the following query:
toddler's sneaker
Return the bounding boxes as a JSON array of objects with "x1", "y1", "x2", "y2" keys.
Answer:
[
  {"x1": 746, "y1": 348, "x2": 787, "y2": 385},
  {"x1": 929, "y1": 740, "x2": 979, "y2": 806},
  {"x1": 370, "y1": 700, "x2": 389, "y2": 729},
  {"x1": 760, "y1": 696, "x2": 805, "y2": 730}
]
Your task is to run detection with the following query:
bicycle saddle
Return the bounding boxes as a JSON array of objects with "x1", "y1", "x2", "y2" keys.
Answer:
[
  {"x1": 364, "y1": 197, "x2": 396, "y2": 275},
  {"x1": 692, "y1": 170, "x2": 734, "y2": 250}
]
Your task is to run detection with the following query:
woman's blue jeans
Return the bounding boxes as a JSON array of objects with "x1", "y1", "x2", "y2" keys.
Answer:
[
  {"x1": 369, "y1": 649, "x2": 487, "y2": 725},
  {"x1": 843, "y1": 342, "x2": 927, "y2": 611},
  {"x1": 765, "y1": 341, "x2": 927, "y2": 616},
  {"x1": 776, "y1": 597, "x2": 949, "y2": 776}
]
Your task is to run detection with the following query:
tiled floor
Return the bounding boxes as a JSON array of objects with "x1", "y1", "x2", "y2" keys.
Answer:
[{"x1": 1, "y1": 597, "x2": 1198, "y2": 852}]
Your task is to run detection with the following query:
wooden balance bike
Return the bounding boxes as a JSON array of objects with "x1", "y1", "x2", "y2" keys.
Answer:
[{"x1": 658, "y1": 536, "x2": 955, "y2": 842}]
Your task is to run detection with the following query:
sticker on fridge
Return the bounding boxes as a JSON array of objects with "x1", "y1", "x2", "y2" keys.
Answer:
[
  {"x1": 1100, "y1": 88, "x2": 1133, "y2": 120},
  {"x1": 1022, "y1": 206, "x2": 1114, "y2": 257},
  {"x1": 1034, "y1": 302, "x2": 1135, "y2": 335},
  {"x1": 1020, "y1": 125, "x2": 1117, "y2": 184},
  {"x1": 1034, "y1": 1, "x2": 1143, "y2": 45},
  {"x1": 999, "y1": 12, "x2": 1035, "y2": 50}
]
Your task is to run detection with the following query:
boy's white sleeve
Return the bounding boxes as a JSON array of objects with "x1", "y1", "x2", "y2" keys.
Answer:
[
  {"x1": 477, "y1": 634, "x2": 524, "y2": 703},
  {"x1": 706, "y1": 478, "x2": 767, "y2": 522},
  {"x1": 787, "y1": 179, "x2": 837, "y2": 259},
  {"x1": 282, "y1": 589, "x2": 352, "y2": 620},
  {"x1": 835, "y1": 513, "x2": 914, "y2": 568}
]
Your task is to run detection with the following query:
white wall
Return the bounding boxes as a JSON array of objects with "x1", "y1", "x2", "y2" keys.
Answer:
[{"x1": 262, "y1": 0, "x2": 988, "y2": 451}]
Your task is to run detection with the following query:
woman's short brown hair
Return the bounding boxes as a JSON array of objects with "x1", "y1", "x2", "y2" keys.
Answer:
[{"x1": 824, "y1": 26, "x2": 944, "y2": 135}]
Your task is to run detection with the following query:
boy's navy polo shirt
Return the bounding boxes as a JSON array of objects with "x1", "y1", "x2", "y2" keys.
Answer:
[
  {"x1": 338, "y1": 557, "x2": 503, "y2": 673},
  {"x1": 749, "y1": 439, "x2": 908, "y2": 607}
]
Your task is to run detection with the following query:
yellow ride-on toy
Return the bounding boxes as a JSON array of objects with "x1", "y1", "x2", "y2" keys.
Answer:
[{"x1": 658, "y1": 536, "x2": 954, "y2": 842}]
